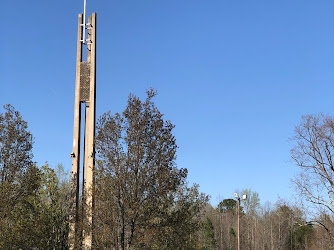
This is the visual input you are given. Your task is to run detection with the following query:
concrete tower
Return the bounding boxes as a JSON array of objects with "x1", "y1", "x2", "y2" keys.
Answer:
[{"x1": 69, "y1": 8, "x2": 97, "y2": 249}]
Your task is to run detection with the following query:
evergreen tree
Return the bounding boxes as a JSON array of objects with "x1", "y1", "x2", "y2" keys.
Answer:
[
  {"x1": 203, "y1": 217, "x2": 216, "y2": 250},
  {"x1": 94, "y1": 90, "x2": 208, "y2": 249}
]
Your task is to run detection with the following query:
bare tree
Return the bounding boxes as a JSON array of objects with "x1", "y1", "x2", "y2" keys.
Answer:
[{"x1": 291, "y1": 114, "x2": 334, "y2": 214}]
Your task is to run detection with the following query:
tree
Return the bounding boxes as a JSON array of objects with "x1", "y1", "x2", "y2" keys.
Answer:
[
  {"x1": 138, "y1": 183, "x2": 209, "y2": 249},
  {"x1": 241, "y1": 189, "x2": 260, "y2": 216},
  {"x1": 291, "y1": 114, "x2": 334, "y2": 214},
  {"x1": 218, "y1": 199, "x2": 237, "y2": 213},
  {"x1": 0, "y1": 104, "x2": 37, "y2": 201},
  {"x1": 0, "y1": 105, "x2": 71, "y2": 248},
  {"x1": 203, "y1": 217, "x2": 216, "y2": 249},
  {"x1": 94, "y1": 89, "x2": 207, "y2": 249},
  {"x1": 218, "y1": 198, "x2": 244, "y2": 214},
  {"x1": 34, "y1": 163, "x2": 71, "y2": 249},
  {"x1": 310, "y1": 212, "x2": 334, "y2": 249},
  {"x1": 0, "y1": 104, "x2": 40, "y2": 248},
  {"x1": 216, "y1": 198, "x2": 241, "y2": 250},
  {"x1": 239, "y1": 189, "x2": 260, "y2": 249},
  {"x1": 0, "y1": 104, "x2": 34, "y2": 183}
]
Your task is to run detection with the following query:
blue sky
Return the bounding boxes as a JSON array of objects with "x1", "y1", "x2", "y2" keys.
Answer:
[{"x1": 1, "y1": 0, "x2": 334, "y2": 206}]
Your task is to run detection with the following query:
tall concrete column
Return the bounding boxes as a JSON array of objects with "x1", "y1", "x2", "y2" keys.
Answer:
[
  {"x1": 69, "y1": 13, "x2": 83, "y2": 250},
  {"x1": 82, "y1": 13, "x2": 96, "y2": 249},
  {"x1": 69, "y1": 12, "x2": 96, "y2": 250}
]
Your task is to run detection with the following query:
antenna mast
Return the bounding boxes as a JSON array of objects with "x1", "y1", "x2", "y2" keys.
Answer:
[{"x1": 81, "y1": 0, "x2": 87, "y2": 44}]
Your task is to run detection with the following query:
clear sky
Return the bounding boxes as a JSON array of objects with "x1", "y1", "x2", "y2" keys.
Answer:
[{"x1": 1, "y1": 0, "x2": 334, "y2": 206}]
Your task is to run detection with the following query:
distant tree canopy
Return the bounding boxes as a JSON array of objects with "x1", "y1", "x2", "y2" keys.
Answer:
[{"x1": 218, "y1": 199, "x2": 241, "y2": 213}]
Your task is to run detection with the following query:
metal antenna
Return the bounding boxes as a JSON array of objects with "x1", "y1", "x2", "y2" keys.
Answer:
[{"x1": 81, "y1": 0, "x2": 87, "y2": 44}]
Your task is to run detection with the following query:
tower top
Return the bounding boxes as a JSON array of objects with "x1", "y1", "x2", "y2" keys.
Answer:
[{"x1": 81, "y1": 0, "x2": 88, "y2": 44}]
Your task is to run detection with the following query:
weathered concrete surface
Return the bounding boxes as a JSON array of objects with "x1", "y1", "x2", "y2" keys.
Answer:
[{"x1": 70, "y1": 12, "x2": 96, "y2": 250}]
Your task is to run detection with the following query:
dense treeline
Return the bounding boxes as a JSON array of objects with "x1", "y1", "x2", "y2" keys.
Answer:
[
  {"x1": 203, "y1": 192, "x2": 334, "y2": 249},
  {"x1": 1, "y1": 94, "x2": 334, "y2": 249}
]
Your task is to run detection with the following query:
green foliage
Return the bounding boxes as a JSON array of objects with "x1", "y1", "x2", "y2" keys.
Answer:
[
  {"x1": 0, "y1": 104, "x2": 71, "y2": 249},
  {"x1": 134, "y1": 183, "x2": 209, "y2": 250},
  {"x1": 241, "y1": 188, "x2": 260, "y2": 215},
  {"x1": 218, "y1": 198, "x2": 244, "y2": 215},
  {"x1": 35, "y1": 163, "x2": 71, "y2": 249},
  {"x1": 203, "y1": 217, "x2": 216, "y2": 250},
  {"x1": 1, "y1": 104, "x2": 329, "y2": 249},
  {"x1": 229, "y1": 227, "x2": 236, "y2": 238},
  {"x1": 291, "y1": 224, "x2": 314, "y2": 249},
  {"x1": 0, "y1": 104, "x2": 38, "y2": 248},
  {"x1": 94, "y1": 90, "x2": 209, "y2": 249},
  {"x1": 218, "y1": 199, "x2": 237, "y2": 213},
  {"x1": 0, "y1": 104, "x2": 34, "y2": 184},
  {"x1": 0, "y1": 163, "x2": 71, "y2": 249}
]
